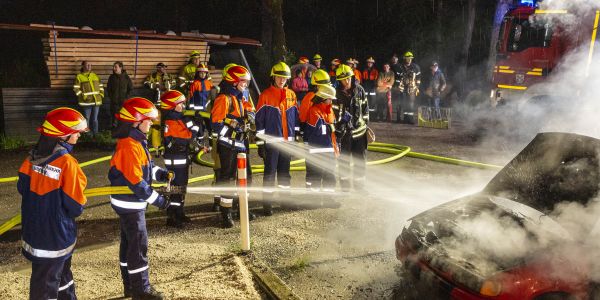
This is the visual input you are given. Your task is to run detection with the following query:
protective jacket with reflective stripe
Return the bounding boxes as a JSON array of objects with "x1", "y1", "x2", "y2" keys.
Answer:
[
  {"x1": 178, "y1": 63, "x2": 197, "y2": 89},
  {"x1": 109, "y1": 129, "x2": 169, "y2": 214},
  {"x1": 74, "y1": 72, "x2": 104, "y2": 106},
  {"x1": 299, "y1": 91, "x2": 315, "y2": 123},
  {"x1": 211, "y1": 88, "x2": 254, "y2": 150},
  {"x1": 304, "y1": 103, "x2": 338, "y2": 156},
  {"x1": 256, "y1": 85, "x2": 299, "y2": 140},
  {"x1": 144, "y1": 71, "x2": 176, "y2": 91},
  {"x1": 188, "y1": 78, "x2": 213, "y2": 111},
  {"x1": 17, "y1": 142, "x2": 87, "y2": 263},
  {"x1": 163, "y1": 110, "x2": 200, "y2": 147}
]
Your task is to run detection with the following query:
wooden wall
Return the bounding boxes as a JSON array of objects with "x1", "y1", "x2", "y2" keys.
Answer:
[{"x1": 43, "y1": 33, "x2": 215, "y2": 88}]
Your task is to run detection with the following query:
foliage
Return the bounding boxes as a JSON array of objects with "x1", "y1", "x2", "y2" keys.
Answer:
[
  {"x1": 290, "y1": 255, "x2": 310, "y2": 272},
  {"x1": 0, "y1": 135, "x2": 26, "y2": 150},
  {"x1": 78, "y1": 130, "x2": 115, "y2": 148}
]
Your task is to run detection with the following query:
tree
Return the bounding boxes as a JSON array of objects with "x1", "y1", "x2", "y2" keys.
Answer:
[
  {"x1": 486, "y1": 0, "x2": 512, "y2": 82},
  {"x1": 257, "y1": 0, "x2": 287, "y2": 84},
  {"x1": 456, "y1": 0, "x2": 477, "y2": 98}
]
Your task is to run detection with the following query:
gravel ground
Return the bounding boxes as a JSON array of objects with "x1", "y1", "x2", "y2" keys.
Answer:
[{"x1": 0, "y1": 121, "x2": 527, "y2": 299}]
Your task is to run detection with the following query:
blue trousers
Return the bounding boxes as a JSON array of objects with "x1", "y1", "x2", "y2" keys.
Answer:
[
  {"x1": 82, "y1": 105, "x2": 100, "y2": 135},
  {"x1": 263, "y1": 144, "x2": 291, "y2": 201},
  {"x1": 30, "y1": 256, "x2": 76, "y2": 300},
  {"x1": 119, "y1": 211, "x2": 151, "y2": 293}
]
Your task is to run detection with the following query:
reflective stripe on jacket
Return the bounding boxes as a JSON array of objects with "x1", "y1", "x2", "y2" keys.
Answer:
[
  {"x1": 188, "y1": 78, "x2": 213, "y2": 110},
  {"x1": 74, "y1": 72, "x2": 103, "y2": 106},
  {"x1": 256, "y1": 85, "x2": 299, "y2": 140},
  {"x1": 109, "y1": 129, "x2": 168, "y2": 214},
  {"x1": 304, "y1": 103, "x2": 338, "y2": 156},
  {"x1": 163, "y1": 110, "x2": 201, "y2": 147},
  {"x1": 144, "y1": 72, "x2": 176, "y2": 91},
  {"x1": 17, "y1": 143, "x2": 87, "y2": 263},
  {"x1": 211, "y1": 91, "x2": 253, "y2": 150}
]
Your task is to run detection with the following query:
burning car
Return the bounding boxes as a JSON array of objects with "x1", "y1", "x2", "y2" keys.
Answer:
[{"x1": 395, "y1": 132, "x2": 600, "y2": 300}]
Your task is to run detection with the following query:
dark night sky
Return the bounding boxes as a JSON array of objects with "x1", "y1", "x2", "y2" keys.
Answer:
[{"x1": 0, "y1": 0, "x2": 498, "y2": 88}]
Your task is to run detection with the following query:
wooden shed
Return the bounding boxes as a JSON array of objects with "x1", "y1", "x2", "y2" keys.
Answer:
[{"x1": 0, "y1": 23, "x2": 261, "y2": 140}]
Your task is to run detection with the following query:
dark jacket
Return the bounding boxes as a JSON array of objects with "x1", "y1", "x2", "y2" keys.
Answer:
[
  {"x1": 334, "y1": 82, "x2": 369, "y2": 138},
  {"x1": 107, "y1": 72, "x2": 133, "y2": 108},
  {"x1": 427, "y1": 69, "x2": 447, "y2": 98}
]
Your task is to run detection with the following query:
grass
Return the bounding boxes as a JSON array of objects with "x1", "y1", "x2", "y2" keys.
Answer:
[
  {"x1": 290, "y1": 255, "x2": 310, "y2": 272},
  {"x1": 79, "y1": 130, "x2": 116, "y2": 149},
  {"x1": 0, "y1": 135, "x2": 26, "y2": 150}
]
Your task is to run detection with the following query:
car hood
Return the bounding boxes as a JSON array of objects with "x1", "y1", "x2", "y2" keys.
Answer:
[{"x1": 484, "y1": 132, "x2": 600, "y2": 212}]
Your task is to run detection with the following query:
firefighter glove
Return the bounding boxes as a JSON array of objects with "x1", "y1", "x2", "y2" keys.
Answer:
[{"x1": 157, "y1": 197, "x2": 171, "y2": 210}]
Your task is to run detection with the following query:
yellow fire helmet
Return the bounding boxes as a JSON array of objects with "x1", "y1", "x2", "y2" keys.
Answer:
[
  {"x1": 335, "y1": 64, "x2": 354, "y2": 80},
  {"x1": 310, "y1": 69, "x2": 331, "y2": 86},
  {"x1": 270, "y1": 61, "x2": 291, "y2": 78}
]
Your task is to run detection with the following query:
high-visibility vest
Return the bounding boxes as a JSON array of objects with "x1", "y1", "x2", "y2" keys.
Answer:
[{"x1": 73, "y1": 72, "x2": 104, "y2": 106}]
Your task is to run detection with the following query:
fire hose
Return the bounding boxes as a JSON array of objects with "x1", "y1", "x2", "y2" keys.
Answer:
[{"x1": 0, "y1": 143, "x2": 501, "y2": 236}]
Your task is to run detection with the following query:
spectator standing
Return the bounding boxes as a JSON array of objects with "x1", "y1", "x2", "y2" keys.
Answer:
[
  {"x1": 107, "y1": 61, "x2": 133, "y2": 128},
  {"x1": 425, "y1": 61, "x2": 447, "y2": 118},
  {"x1": 73, "y1": 61, "x2": 104, "y2": 136},
  {"x1": 361, "y1": 57, "x2": 379, "y2": 117},
  {"x1": 376, "y1": 63, "x2": 395, "y2": 122},
  {"x1": 291, "y1": 69, "x2": 309, "y2": 104}
]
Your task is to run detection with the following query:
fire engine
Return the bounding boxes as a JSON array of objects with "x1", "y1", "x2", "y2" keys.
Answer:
[{"x1": 491, "y1": 0, "x2": 599, "y2": 105}]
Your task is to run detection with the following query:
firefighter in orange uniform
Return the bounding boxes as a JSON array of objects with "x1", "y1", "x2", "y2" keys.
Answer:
[
  {"x1": 329, "y1": 58, "x2": 341, "y2": 88},
  {"x1": 17, "y1": 107, "x2": 88, "y2": 299},
  {"x1": 160, "y1": 90, "x2": 203, "y2": 228},
  {"x1": 109, "y1": 97, "x2": 172, "y2": 299},
  {"x1": 188, "y1": 63, "x2": 214, "y2": 112},
  {"x1": 299, "y1": 69, "x2": 332, "y2": 126},
  {"x1": 347, "y1": 58, "x2": 362, "y2": 84},
  {"x1": 362, "y1": 57, "x2": 379, "y2": 115},
  {"x1": 18, "y1": 107, "x2": 88, "y2": 300},
  {"x1": 304, "y1": 84, "x2": 341, "y2": 208},
  {"x1": 256, "y1": 61, "x2": 299, "y2": 215},
  {"x1": 211, "y1": 64, "x2": 255, "y2": 228}
]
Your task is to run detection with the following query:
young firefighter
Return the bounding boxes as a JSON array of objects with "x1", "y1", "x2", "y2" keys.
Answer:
[
  {"x1": 188, "y1": 63, "x2": 214, "y2": 111},
  {"x1": 144, "y1": 63, "x2": 176, "y2": 156},
  {"x1": 256, "y1": 61, "x2": 299, "y2": 215},
  {"x1": 299, "y1": 69, "x2": 332, "y2": 126},
  {"x1": 211, "y1": 64, "x2": 255, "y2": 228},
  {"x1": 160, "y1": 90, "x2": 202, "y2": 228},
  {"x1": 334, "y1": 64, "x2": 370, "y2": 191},
  {"x1": 18, "y1": 108, "x2": 89, "y2": 300},
  {"x1": 109, "y1": 97, "x2": 172, "y2": 300},
  {"x1": 304, "y1": 85, "x2": 341, "y2": 208}
]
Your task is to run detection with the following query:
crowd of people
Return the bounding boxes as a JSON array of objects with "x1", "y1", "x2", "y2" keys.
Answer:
[{"x1": 17, "y1": 50, "x2": 448, "y2": 300}]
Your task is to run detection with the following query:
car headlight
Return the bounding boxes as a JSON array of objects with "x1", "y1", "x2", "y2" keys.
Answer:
[{"x1": 479, "y1": 279, "x2": 502, "y2": 297}]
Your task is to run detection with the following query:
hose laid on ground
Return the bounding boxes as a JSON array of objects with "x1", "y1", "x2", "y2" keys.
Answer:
[{"x1": 0, "y1": 143, "x2": 501, "y2": 236}]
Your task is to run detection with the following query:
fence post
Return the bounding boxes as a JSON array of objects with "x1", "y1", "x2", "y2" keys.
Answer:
[{"x1": 237, "y1": 153, "x2": 251, "y2": 253}]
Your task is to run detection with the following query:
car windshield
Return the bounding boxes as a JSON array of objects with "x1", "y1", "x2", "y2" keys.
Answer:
[
  {"x1": 507, "y1": 16, "x2": 553, "y2": 52},
  {"x1": 484, "y1": 133, "x2": 600, "y2": 214}
]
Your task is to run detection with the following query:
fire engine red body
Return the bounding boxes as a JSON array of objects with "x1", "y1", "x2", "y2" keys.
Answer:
[{"x1": 491, "y1": 5, "x2": 600, "y2": 104}]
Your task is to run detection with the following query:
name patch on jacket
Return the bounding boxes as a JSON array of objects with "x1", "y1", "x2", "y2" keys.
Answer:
[{"x1": 32, "y1": 164, "x2": 62, "y2": 180}]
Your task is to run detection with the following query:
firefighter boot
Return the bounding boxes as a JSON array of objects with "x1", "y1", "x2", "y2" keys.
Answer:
[
  {"x1": 219, "y1": 196, "x2": 234, "y2": 228},
  {"x1": 179, "y1": 193, "x2": 191, "y2": 223},
  {"x1": 232, "y1": 196, "x2": 256, "y2": 221},
  {"x1": 132, "y1": 286, "x2": 164, "y2": 300},
  {"x1": 220, "y1": 207, "x2": 234, "y2": 228},
  {"x1": 212, "y1": 195, "x2": 221, "y2": 212},
  {"x1": 166, "y1": 195, "x2": 184, "y2": 228}
]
